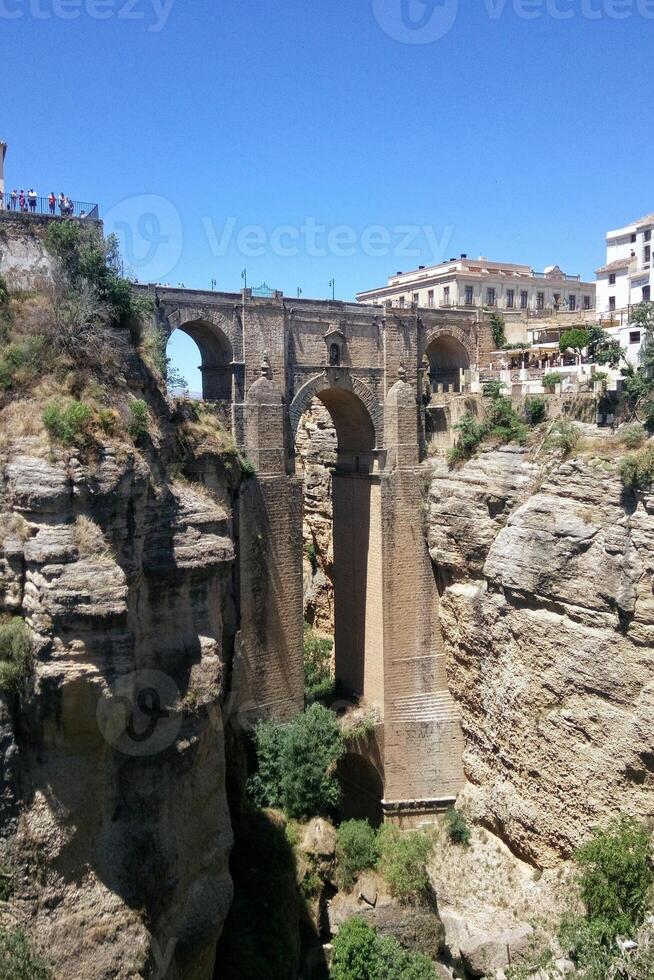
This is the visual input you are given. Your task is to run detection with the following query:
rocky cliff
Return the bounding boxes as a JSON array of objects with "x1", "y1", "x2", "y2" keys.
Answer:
[
  {"x1": 427, "y1": 439, "x2": 654, "y2": 867},
  {"x1": 0, "y1": 337, "x2": 241, "y2": 977}
]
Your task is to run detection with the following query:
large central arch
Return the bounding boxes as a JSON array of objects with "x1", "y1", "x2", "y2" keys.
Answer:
[{"x1": 290, "y1": 374, "x2": 384, "y2": 705}]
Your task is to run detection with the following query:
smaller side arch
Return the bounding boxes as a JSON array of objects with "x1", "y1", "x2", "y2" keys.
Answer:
[
  {"x1": 168, "y1": 310, "x2": 235, "y2": 401},
  {"x1": 424, "y1": 329, "x2": 473, "y2": 394}
]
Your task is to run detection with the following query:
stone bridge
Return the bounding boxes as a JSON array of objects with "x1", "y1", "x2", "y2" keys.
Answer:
[{"x1": 144, "y1": 285, "x2": 493, "y2": 822}]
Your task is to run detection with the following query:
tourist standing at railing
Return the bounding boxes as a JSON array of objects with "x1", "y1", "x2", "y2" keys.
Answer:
[
  {"x1": 10, "y1": 189, "x2": 17, "y2": 210},
  {"x1": 58, "y1": 192, "x2": 65, "y2": 216},
  {"x1": 48, "y1": 192, "x2": 56, "y2": 215},
  {"x1": 28, "y1": 189, "x2": 37, "y2": 213},
  {"x1": 19, "y1": 190, "x2": 26, "y2": 212}
]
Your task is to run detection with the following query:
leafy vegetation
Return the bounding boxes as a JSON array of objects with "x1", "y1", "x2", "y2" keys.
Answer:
[
  {"x1": 448, "y1": 386, "x2": 529, "y2": 465},
  {"x1": 586, "y1": 324, "x2": 623, "y2": 368},
  {"x1": 618, "y1": 423, "x2": 648, "y2": 450},
  {"x1": 335, "y1": 820, "x2": 380, "y2": 889},
  {"x1": 444, "y1": 807, "x2": 471, "y2": 847},
  {"x1": 376, "y1": 824, "x2": 434, "y2": 900},
  {"x1": 303, "y1": 623, "x2": 334, "y2": 701},
  {"x1": 330, "y1": 918, "x2": 437, "y2": 980},
  {"x1": 542, "y1": 371, "x2": 563, "y2": 389},
  {"x1": 560, "y1": 819, "x2": 653, "y2": 978},
  {"x1": 42, "y1": 399, "x2": 93, "y2": 445},
  {"x1": 127, "y1": 399, "x2": 150, "y2": 442},
  {"x1": 482, "y1": 379, "x2": 505, "y2": 398},
  {"x1": 489, "y1": 311, "x2": 506, "y2": 349},
  {"x1": 560, "y1": 328, "x2": 589, "y2": 357},
  {"x1": 0, "y1": 928, "x2": 50, "y2": 979},
  {"x1": 524, "y1": 395, "x2": 547, "y2": 424},
  {"x1": 620, "y1": 445, "x2": 654, "y2": 491},
  {"x1": 546, "y1": 418, "x2": 580, "y2": 457},
  {"x1": 247, "y1": 703, "x2": 345, "y2": 820},
  {"x1": 0, "y1": 618, "x2": 33, "y2": 695}
]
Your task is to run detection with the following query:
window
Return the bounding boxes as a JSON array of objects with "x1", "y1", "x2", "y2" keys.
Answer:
[
  {"x1": 645, "y1": 230, "x2": 652, "y2": 242},
  {"x1": 609, "y1": 273, "x2": 616, "y2": 285},
  {"x1": 413, "y1": 292, "x2": 419, "y2": 305},
  {"x1": 584, "y1": 295, "x2": 591, "y2": 310},
  {"x1": 644, "y1": 285, "x2": 651, "y2": 303},
  {"x1": 399, "y1": 296, "x2": 405, "y2": 308},
  {"x1": 537, "y1": 292, "x2": 545, "y2": 310},
  {"x1": 609, "y1": 296, "x2": 616, "y2": 311},
  {"x1": 520, "y1": 290, "x2": 528, "y2": 309},
  {"x1": 465, "y1": 286, "x2": 474, "y2": 305},
  {"x1": 507, "y1": 289, "x2": 514, "y2": 309},
  {"x1": 644, "y1": 246, "x2": 651, "y2": 265},
  {"x1": 427, "y1": 289, "x2": 434, "y2": 307},
  {"x1": 569, "y1": 295, "x2": 576, "y2": 311},
  {"x1": 631, "y1": 234, "x2": 637, "y2": 243},
  {"x1": 629, "y1": 331, "x2": 641, "y2": 345},
  {"x1": 486, "y1": 287, "x2": 496, "y2": 306},
  {"x1": 443, "y1": 286, "x2": 450, "y2": 305}
]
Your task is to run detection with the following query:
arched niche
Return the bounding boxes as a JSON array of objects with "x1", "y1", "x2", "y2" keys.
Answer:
[{"x1": 425, "y1": 334, "x2": 471, "y2": 394}]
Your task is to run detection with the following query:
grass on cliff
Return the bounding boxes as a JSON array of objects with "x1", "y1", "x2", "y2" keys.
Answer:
[
  {"x1": 448, "y1": 388, "x2": 530, "y2": 465},
  {"x1": 0, "y1": 928, "x2": 50, "y2": 979},
  {"x1": 0, "y1": 617, "x2": 34, "y2": 695}
]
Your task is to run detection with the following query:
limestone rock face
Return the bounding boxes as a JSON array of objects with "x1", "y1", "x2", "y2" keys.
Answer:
[
  {"x1": 0, "y1": 437, "x2": 238, "y2": 979},
  {"x1": 296, "y1": 399, "x2": 336, "y2": 633},
  {"x1": 429, "y1": 448, "x2": 654, "y2": 866}
]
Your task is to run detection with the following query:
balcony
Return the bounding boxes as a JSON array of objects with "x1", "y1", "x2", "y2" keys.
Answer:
[{"x1": 0, "y1": 194, "x2": 99, "y2": 220}]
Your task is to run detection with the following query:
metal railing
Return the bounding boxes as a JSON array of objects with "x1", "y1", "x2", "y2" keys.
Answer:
[{"x1": 0, "y1": 194, "x2": 99, "y2": 220}]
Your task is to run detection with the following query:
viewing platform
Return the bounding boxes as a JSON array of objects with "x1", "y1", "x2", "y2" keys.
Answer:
[{"x1": 0, "y1": 196, "x2": 99, "y2": 222}]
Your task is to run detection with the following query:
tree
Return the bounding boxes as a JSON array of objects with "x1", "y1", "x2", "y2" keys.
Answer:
[
  {"x1": 586, "y1": 324, "x2": 624, "y2": 368},
  {"x1": 330, "y1": 919, "x2": 437, "y2": 980},
  {"x1": 248, "y1": 703, "x2": 345, "y2": 819},
  {"x1": 559, "y1": 328, "x2": 589, "y2": 357}
]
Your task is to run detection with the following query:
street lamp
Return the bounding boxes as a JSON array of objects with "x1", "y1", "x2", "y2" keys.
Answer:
[
  {"x1": 241, "y1": 269, "x2": 248, "y2": 289},
  {"x1": 329, "y1": 278, "x2": 335, "y2": 300},
  {"x1": 297, "y1": 287, "x2": 303, "y2": 298},
  {"x1": 210, "y1": 278, "x2": 217, "y2": 290}
]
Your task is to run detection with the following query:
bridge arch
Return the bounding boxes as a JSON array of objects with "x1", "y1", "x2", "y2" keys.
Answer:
[
  {"x1": 337, "y1": 752, "x2": 384, "y2": 827},
  {"x1": 289, "y1": 373, "x2": 383, "y2": 459},
  {"x1": 424, "y1": 329, "x2": 472, "y2": 394},
  {"x1": 170, "y1": 317, "x2": 233, "y2": 401}
]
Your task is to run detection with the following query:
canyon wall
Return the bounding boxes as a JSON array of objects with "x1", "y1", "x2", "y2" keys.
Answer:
[
  {"x1": 0, "y1": 339, "x2": 241, "y2": 978},
  {"x1": 427, "y1": 443, "x2": 654, "y2": 867}
]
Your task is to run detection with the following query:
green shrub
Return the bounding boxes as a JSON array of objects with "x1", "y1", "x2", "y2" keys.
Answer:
[
  {"x1": 444, "y1": 807, "x2": 471, "y2": 847},
  {"x1": 376, "y1": 825, "x2": 434, "y2": 900},
  {"x1": 542, "y1": 371, "x2": 563, "y2": 389},
  {"x1": 576, "y1": 817, "x2": 652, "y2": 941},
  {"x1": 489, "y1": 311, "x2": 506, "y2": 349},
  {"x1": 485, "y1": 394, "x2": 528, "y2": 444},
  {"x1": 0, "y1": 618, "x2": 33, "y2": 695},
  {"x1": 450, "y1": 412, "x2": 485, "y2": 460},
  {"x1": 330, "y1": 918, "x2": 437, "y2": 980},
  {"x1": 336, "y1": 820, "x2": 379, "y2": 889},
  {"x1": 0, "y1": 339, "x2": 47, "y2": 392},
  {"x1": 592, "y1": 371, "x2": 608, "y2": 384},
  {"x1": 547, "y1": 418, "x2": 580, "y2": 457},
  {"x1": 239, "y1": 456, "x2": 256, "y2": 479},
  {"x1": 247, "y1": 703, "x2": 345, "y2": 819},
  {"x1": 42, "y1": 400, "x2": 93, "y2": 445},
  {"x1": 524, "y1": 395, "x2": 547, "y2": 424},
  {"x1": 482, "y1": 379, "x2": 505, "y2": 398},
  {"x1": 127, "y1": 399, "x2": 150, "y2": 442},
  {"x1": 620, "y1": 444, "x2": 654, "y2": 490},
  {"x1": 618, "y1": 423, "x2": 647, "y2": 450},
  {"x1": 0, "y1": 275, "x2": 9, "y2": 308},
  {"x1": 0, "y1": 928, "x2": 50, "y2": 979},
  {"x1": 303, "y1": 624, "x2": 334, "y2": 701}
]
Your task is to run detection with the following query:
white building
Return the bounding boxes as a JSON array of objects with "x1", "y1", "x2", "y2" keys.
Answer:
[
  {"x1": 356, "y1": 255, "x2": 596, "y2": 316},
  {"x1": 596, "y1": 212, "x2": 653, "y2": 316}
]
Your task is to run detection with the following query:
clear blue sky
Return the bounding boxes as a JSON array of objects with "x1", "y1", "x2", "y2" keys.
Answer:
[{"x1": 3, "y1": 0, "x2": 653, "y2": 389}]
